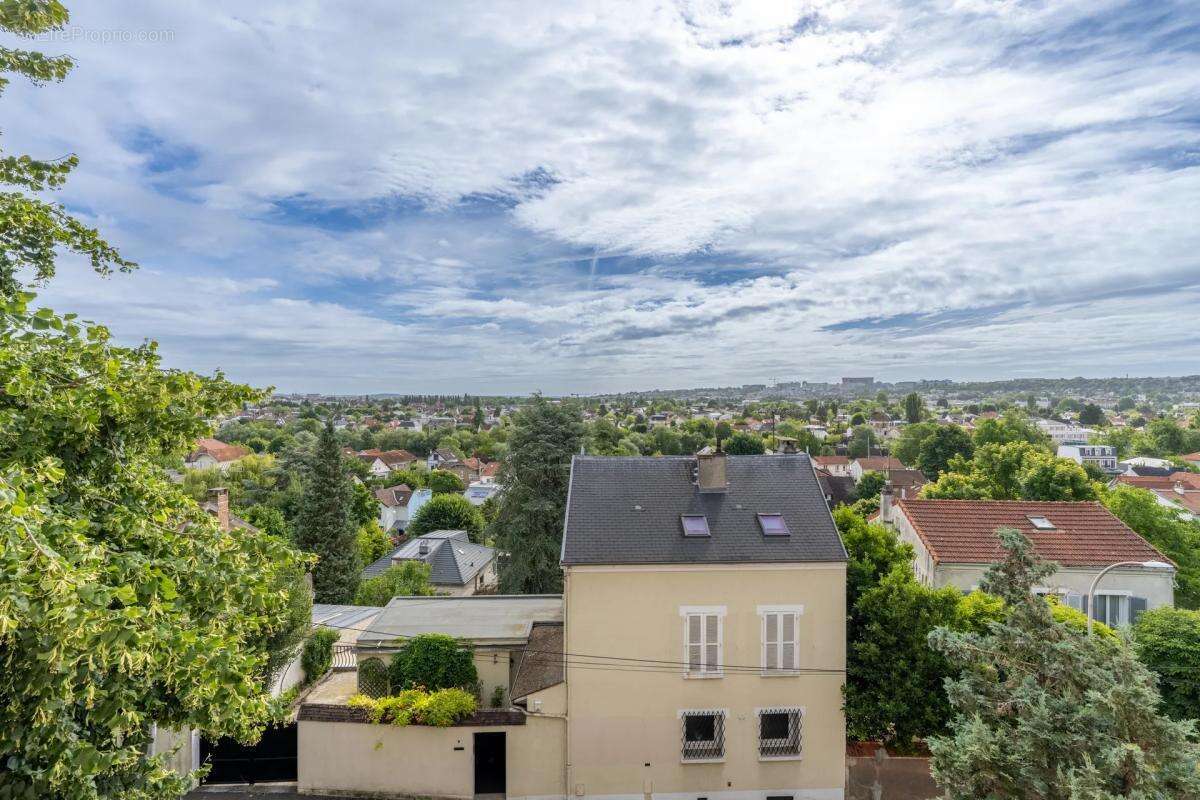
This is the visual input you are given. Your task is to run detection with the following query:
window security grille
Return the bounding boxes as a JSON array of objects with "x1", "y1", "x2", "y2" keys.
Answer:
[
  {"x1": 758, "y1": 707, "x2": 802, "y2": 758},
  {"x1": 681, "y1": 710, "x2": 726, "y2": 761}
]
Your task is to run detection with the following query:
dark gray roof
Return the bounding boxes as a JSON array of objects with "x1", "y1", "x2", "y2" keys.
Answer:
[
  {"x1": 360, "y1": 530, "x2": 495, "y2": 586},
  {"x1": 509, "y1": 622, "x2": 564, "y2": 700},
  {"x1": 561, "y1": 455, "x2": 846, "y2": 566}
]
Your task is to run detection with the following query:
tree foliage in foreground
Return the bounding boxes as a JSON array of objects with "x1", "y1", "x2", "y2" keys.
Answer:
[
  {"x1": 489, "y1": 396, "x2": 584, "y2": 593},
  {"x1": 407, "y1": 492, "x2": 485, "y2": 541},
  {"x1": 0, "y1": 294, "x2": 311, "y2": 800},
  {"x1": 929, "y1": 529, "x2": 1200, "y2": 799},
  {"x1": 1134, "y1": 607, "x2": 1200, "y2": 723}
]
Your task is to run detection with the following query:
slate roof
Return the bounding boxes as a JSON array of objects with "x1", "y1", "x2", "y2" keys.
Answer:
[
  {"x1": 509, "y1": 622, "x2": 565, "y2": 701},
  {"x1": 815, "y1": 469, "x2": 856, "y2": 508},
  {"x1": 895, "y1": 499, "x2": 1171, "y2": 568},
  {"x1": 360, "y1": 530, "x2": 495, "y2": 585},
  {"x1": 561, "y1": 455, "x2": 846, "y2": 566}
]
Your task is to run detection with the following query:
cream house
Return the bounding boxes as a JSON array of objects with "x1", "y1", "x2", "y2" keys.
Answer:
[
  {"x1": 879, "y1": 492, "x2": 1175, "y2": 626},
  {"x1": 561, "y1": 452, "x2": 848, "y2": 800}
]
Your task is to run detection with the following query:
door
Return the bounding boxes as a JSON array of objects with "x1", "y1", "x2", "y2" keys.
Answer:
[{"x1": 473, "y1": 731, "x2": 506, "y2": 796}]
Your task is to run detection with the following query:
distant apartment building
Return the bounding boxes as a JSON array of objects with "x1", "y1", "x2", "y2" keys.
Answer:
[
  {"x1": 1036, "y1": 419, "x2": 1094, "y2": 445},
  {"x1": 1057, "y1": 444, "x2": 1120, "y2": 475}
]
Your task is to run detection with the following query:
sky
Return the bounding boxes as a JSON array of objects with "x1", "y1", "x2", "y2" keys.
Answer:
[{"x1": 6, "y1": 0, "x2": 1200, "y2": 394}]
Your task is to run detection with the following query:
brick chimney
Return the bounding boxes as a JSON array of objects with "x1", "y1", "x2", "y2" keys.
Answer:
[
  {"x1": 208, "y1": 487, "x2": 230, "y2": 532},
  {"x1": 696, "y1": 451, "x2": 728, "y2": 493},
  {"x1": 879, "y1": 481, "x2": 895, "y2": 525}
]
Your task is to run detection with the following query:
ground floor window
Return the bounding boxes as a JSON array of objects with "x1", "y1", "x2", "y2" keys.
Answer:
[
  {"x1": 758, "y1": 707, "x2": 802, "y2": 758},
  {"x1": 680, "y1": 709, "x2": 726, "y2": 761},
  {"x1": 1092, "y1": 593, "x2": 1128, "y2": 627}
]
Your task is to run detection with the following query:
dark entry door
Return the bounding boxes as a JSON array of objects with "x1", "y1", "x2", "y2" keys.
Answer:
[
  {"x1": 200, "y1": 722, "x2": 297, "y2": 784},
  {"x1": 474, "y1": 731, "x2": 506, "y2": 795}
]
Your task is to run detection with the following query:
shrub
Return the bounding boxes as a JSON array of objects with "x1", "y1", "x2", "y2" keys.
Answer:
[
  {"x1": 348, "y1": 688, "x2": 477, "y2": 727},
  {"x1": 301, "y1": 627, "x2": 339, "y2": 685},
  {"x1": 1135, "y1": 607, "x2": 1200, "y2": 721},
  {"x1": 490, "y1": 684, "x2": 505, "y2": 708},
  {"x1": 407, "y1": 493, "x2": 485, "y2": 541},
  {"x1": 353, "y1": 561, "x2": 435, "y2": 606},
  {"x1": 389, "y1": 633, "x2": 478, "y2": 691}
]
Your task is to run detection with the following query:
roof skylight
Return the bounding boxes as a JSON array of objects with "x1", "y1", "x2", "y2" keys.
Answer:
[
  {"x1": 1027, "y1": 515, "x2": 1055, "y2": 530},
  {"x1": 757, "y1": 513, "x2": 790, "y2": 536},
  {"x1": 681, "y1": 514, "x2": 710, "y2": 537}
]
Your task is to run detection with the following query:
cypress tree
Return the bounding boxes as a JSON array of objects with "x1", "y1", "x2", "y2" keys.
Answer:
[
  {"x1": 295, "y1": 420, "x2": 360, "y2": 603},
  {"x1": 489, "y1": 395, "x2": 584, "y2": 593}
]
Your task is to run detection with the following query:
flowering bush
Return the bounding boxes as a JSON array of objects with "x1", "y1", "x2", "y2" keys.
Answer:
[{"x1": 348, "y1": 687, "x2": 476, "y2": 727}]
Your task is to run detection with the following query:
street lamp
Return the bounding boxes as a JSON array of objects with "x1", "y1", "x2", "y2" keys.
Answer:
[{"x1": 1086, "y1": 560, "x2": 1173, "y2": 635}]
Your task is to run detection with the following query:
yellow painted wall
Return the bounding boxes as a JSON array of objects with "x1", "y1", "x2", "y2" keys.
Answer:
[
  {"x1": 564, "y1": 563, "x2": 846, "y2": 800},
  {"x1": 298, "y1": 717, "x2": 564, "y2": 800}
]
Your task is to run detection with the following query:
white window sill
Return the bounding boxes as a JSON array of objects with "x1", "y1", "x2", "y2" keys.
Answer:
[
  {"x1": 760, "y1": 670, "x2": 800, "y2": 678},
  {"x1": 681, "y1": 757, "x2": 725, "y2": 764},
  {"x1": 683, "y1": 672, "x2": 724, "y2": 679},
  {"x1": 759, "y1": 754, "x2": 803, "y2": 762}
]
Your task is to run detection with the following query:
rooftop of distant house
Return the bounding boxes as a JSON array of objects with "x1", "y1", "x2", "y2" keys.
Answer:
[
  {"x1": 894, "y1": 498, "x2": 1170, "y2": 568},
  {"x1": 189, "y1": 437, "x2": 250, "y2": 463}
]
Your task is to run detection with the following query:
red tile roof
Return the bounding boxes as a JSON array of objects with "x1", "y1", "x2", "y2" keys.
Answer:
[
  {"x1": 190, "y1": 438, "x2": 250, "y2": 463},
  {"x1": 895, "y1": 499, "x2": 1169, "y2": 568}
]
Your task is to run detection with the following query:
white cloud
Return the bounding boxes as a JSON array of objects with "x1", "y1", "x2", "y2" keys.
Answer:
[{"x1": 6, "y1": 0, "x2": 1200, "y2": 392}]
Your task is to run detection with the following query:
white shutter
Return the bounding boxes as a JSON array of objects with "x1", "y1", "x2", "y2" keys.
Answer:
[
  {"x1": 705, "y1": 615, "x2": 720, "y2": 672},
  {"x1": 685, "y1": 612, "x2": 722, "y2": 675},
  {"x1": 781, "y1": 612, "x2": 796, "y2": 670},
  {"x1": 761, "y1": 610, "x2": 800, "y2": 672}
]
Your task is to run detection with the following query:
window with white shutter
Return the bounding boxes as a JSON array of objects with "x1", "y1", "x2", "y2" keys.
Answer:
[
  {"x1": 759, "y1": 605, "x2": 802, "y2": 674},
  {"x1": 680, "y1": 606, "x2": 724, "y2": 677}
]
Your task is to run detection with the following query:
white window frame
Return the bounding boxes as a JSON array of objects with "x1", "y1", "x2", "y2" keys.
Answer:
[
  {"x1": 757, "y1": 604, "x2": 803, "y2": 675},
  {"x1": 678, "y1": 708, "x2": 728, "y2": 763},
  {"x1": 756, "y1": 706, "x2": 805, "y2": 761},
  {"x1": 1092, "y1": 591, "x2": 1131, "y2": 627},
  {"x1": 680, "y1": 605, "x2": 725, "y2": 678}
]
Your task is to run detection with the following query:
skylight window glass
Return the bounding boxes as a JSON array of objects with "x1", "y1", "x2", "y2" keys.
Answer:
[
  {"x1": 1027, "y1": 515, "x2": 1055, "y2": 530},
  {"x1": 758, "y1": 513, "x2": 790, "y2": 536},
  {"x1": 681, "y1": 514, "x2": 710, "y2": 537}
]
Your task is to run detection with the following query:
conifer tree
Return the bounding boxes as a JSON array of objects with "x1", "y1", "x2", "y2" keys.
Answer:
[
  {"x1": 928, "y1": 529, "x2": 1200, "y2": 799},
  {"x1": 489, "y1": 395, "x2": 583, "y2": 593},
  {"x1": 295, "y1": 421, "x2": 360, "y2": 603}
]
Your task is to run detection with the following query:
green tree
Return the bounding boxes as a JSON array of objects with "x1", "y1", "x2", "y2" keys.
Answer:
[
  {"x1": 903, "y1": 392, "x2": 923, "y2": 424},
  {"x1": 1104, "y1": 484, "x2": 1200, "y2": 609},
  {"x1": 724, "y1": 431, "x2": 766, "y2": 455},
  {"x1": 389, "y1": 634, "x2": 478, "y2": 691},
  {"x1": 1134, "y1": 607, "x2": 1200, "y2": 722},
  {"x1": 354, "y1": 562, "x2": 435, "y2": 606},
  {"x1": 0, "y1": 1, "x2": 135, "y2": 296},
  {"x1": 240, "y1": 503, "x2": 292, "y2": 540},
  {"x1": 845, "y1": 425, "x2": 875, "y2": 459},
  {"x1": 489, "y1": 396, "x2": 584, "y2": 593},
  {"x1": 835, "y1": 506, "x2": 914, "y2": 610},
  {"x1": 1014, "y1": 450, "x2": 1097, "y2": 501},
  {"x1": 928, "y1": 530, "x2": 1200, "y2": 799},
  {"x1": 1079, "y1": 403, "x2": 1104, "y2": 426},
  {"x1": 408, "y1": 493, "x2": 485, "y2": 541},
  {"x1": 853, "y1": 470, "x2": 887, "y2": 503},
  {"x1": 915, "y1": 425, "x2": 974, "y2": 479},
  {"x1": 427, "y1": 468, "x2": 465, "y2": 495},
  {"x1": 588, "y1": 417, "x2": 624, "y2": 455},
  {"x1": 892, "y1": 421, "x2": 939, "y2": 465},
  {"x1": 294, "y1": 422, "x2": 360, "y2": 603},
  {"x1": 356, "y1": 521, "x2": 392, "y2": 565},
  {"x1": 971, "y1": 412, "x2": 1051, "y2": 450},
  {"x1": 349, "y1": 479, "x2": 379, "y2": 527}
]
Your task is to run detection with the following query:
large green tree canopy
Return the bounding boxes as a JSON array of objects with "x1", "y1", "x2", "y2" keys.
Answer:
[{"x1": 0, "y1": 5, "x2": 311, "y2": 797}]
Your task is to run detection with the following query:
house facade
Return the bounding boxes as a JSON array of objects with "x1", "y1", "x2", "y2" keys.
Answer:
[
  {"x1": 560, "y1": 453, "x2": 848, "y2": 800},
  {"x1": 184, "y1": 437, "x2": 250, "y2": 470},
  {"x1": 1057, "y1": 444, "x2": 1120, "y2": 475},
  {"x1": 880, "y1": 494, "x2": 1174, "y2": 627}
]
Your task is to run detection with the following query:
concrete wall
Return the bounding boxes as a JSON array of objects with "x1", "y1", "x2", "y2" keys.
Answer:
[
  {"x1": 846, "y1": 752, "x2": 937, "y2": 800},
  {"x1": 564, "y1": 563, "x2": 847, "y2": 800},
  {"x1": 298, "y1": 716, "x2": 565, "y2": 800}
]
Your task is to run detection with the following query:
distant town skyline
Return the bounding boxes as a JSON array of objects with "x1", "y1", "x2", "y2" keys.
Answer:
[{"x1": 12, "y1": 1, "x2": 1200, "y2": 394}]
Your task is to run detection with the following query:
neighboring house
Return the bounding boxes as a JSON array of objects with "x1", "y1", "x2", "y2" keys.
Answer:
[
  {"x1": 356, "y1": 449, "x2": 419, "y2": 477},
  {"x1": 299, "y1": 596, "x2": 565, "y2": 799},
  {"x1": 1111, "y1": 474, "x2": 1200, "y2": 521},
  {"x1": 814, "y1": 454, "x2": 851, "y2": 477},
  {"x1": 427, "y1": 447, "x2": 459, "y2": 470},
  {"x1": 848, "y1": 456, "x2": 907, "y2": 482},
  {"x1": 184, "y1": 438, "x2": 250, "y2": 470},
  {"x1": 879, "y1": 493, "x2": 1174, "y2": 626},
  {"x1": 1058, "y1": 444, "x2": 1121, "y2": 475},
  {"x1": 1120, "y1": 456, "x2": 1178, "y2": 477},
  {"x1": 1183, "y1": 452, "x2": 1200, "y2": 469},
  {"x1": 1036, "y1": 419, "x2": 1094, "y2": 445},
  {"x1": 373, "y1": 484, "x2": 414, "y2": 533},
  {"x1": 815, "y1": 467, "x2": 857, "y2": 508},
  {"x1": 559, "y1": 452, "x2": 847, "y2": 800},
  {"x1": 478, "y1": 460, "x2": 501, "y2": 484},
  {"x1": 361, "y1": 530, "x2": 497, "y2": 596}
]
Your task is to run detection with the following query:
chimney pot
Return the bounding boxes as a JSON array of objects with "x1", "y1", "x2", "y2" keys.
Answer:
[
  {"x1": 879, "y1": 481, "x2": 895, "y2": 524},
  {"x1": 696, "y1": 452, "x2": 728, "y2": 493},
  {"x1": 208, "y1": 487, "x2": 230, "y2": 532}
]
